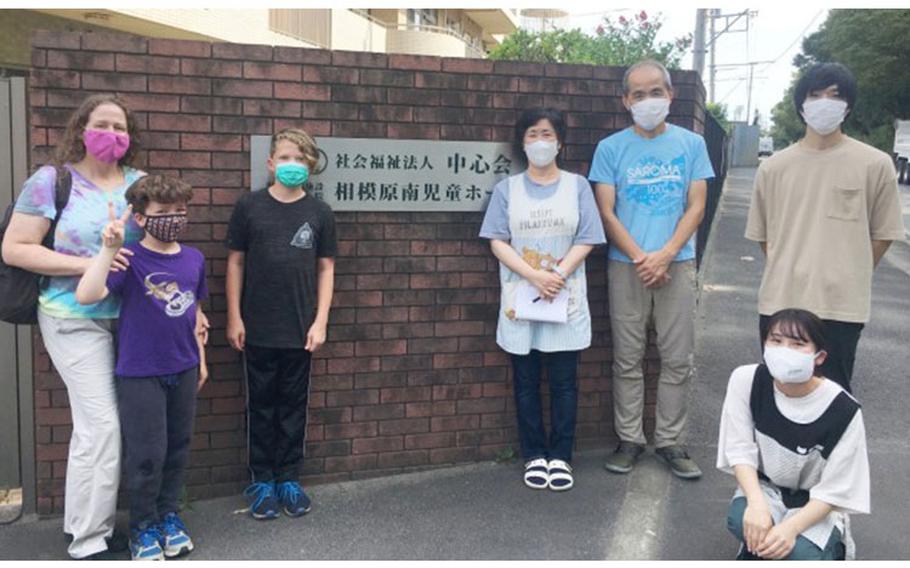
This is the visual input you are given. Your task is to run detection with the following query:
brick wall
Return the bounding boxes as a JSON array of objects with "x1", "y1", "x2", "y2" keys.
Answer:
[{"x1": 28, "y1": 30, "x2": 707, "y2": 515}]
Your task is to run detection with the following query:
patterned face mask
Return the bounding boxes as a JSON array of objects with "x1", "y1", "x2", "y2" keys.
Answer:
[{"x1": 143, "y1": 213, "x2": 188, "y2": 242}]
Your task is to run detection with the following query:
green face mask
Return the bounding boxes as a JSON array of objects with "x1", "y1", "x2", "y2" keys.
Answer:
[{"x1": 275, "y1": 162, "x2": 309, "y2": 187}]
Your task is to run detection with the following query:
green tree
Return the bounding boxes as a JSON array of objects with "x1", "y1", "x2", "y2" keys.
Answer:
[
  {"x1": 706, "y1": 102, "x2": 731, "y2": 133},
  {"x1": 489, "y1": 11, "x2": 692, "y2": 69},
  {"x1": 770, "y1": 9, "x2": 910, "y2": 152}
]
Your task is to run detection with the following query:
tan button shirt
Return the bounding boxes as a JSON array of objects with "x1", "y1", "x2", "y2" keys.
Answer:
[{"x1": 745, "y1": 136, "x2": 905, "y2": 323}]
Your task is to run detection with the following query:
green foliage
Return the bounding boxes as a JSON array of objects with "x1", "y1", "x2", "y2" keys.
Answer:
[
  {"x1": 771, "y1": 9, "x2": 910, "y2": 152},
  {"x1": 494, "y1": 446, "x2": 517, "y2": 464},
  {"x1": 489, "y1": 11, "x2": 692, "y2": 69},
  {"x1": 706, "y1": 102, "x2": 731, "y2": 133}
]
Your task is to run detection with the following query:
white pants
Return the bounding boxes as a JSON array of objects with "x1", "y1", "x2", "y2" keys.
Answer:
[{"x1": 38, "y1": 312, "x2": 120, "y2": 559}]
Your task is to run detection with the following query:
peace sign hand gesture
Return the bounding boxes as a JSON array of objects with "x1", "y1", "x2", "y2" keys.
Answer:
[{"x1": 102, "y1": 201, "x2": 131, "y2": 251}]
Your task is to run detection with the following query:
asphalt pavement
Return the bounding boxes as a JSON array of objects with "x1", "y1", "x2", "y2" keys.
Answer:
[{"x1": 0, "y1": 168, "x2": 907, "y2": 560}]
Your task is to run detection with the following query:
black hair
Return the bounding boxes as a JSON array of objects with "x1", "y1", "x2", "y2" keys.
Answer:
[
  {"x1": 793, "y1": 62, "x2": 857, "y2": 124},
  {"x1": 761, "y1": 308, "x2": 828, "y2": 354},
  {"x1": 512, "y1": 107, "x2": 567, "y2": 167}
]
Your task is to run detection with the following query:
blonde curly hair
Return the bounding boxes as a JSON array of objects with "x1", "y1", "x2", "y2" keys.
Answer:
[{"x1": 269, "y1": 128, "x2": 319, "y2": 170}]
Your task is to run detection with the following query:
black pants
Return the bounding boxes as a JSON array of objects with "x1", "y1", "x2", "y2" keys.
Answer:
[
  {"x1": 244, "y1": 344, "x2": 312, "y2": 483},
  {"x1": 759, "y1": 315, "x2": 864, "y2": 392},
  {"x1": 118, "y1": 368, "x2": 198, "y2": 532}
]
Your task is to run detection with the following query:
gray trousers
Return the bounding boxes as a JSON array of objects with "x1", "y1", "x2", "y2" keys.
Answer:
[
  {"x1": 118, "y1": 368, "x2": 197, "y2": 532},
  {"x1": 608, "y1": 260, "x2": 696, "y2": 447}
]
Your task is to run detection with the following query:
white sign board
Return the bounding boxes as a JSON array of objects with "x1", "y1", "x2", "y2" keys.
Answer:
[{"x1": 250, "y1": 136, "x2": 518, "y2": 211}]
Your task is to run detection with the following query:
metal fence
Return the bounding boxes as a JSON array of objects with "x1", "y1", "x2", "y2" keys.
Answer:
[{"x1": 696, "y1": 111, "x2": 729, "y2": 265}]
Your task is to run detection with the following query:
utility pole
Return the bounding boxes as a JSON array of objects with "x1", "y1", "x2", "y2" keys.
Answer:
[
  {"x1": 746, "y1": 63, "x2": 755, "y2": 122},
  {"x1": 693, "y1": 9, "x2": 706, "y2": 77},
  {"x1": 706, "y1": 9, "x2": 754, "y2": 104}
]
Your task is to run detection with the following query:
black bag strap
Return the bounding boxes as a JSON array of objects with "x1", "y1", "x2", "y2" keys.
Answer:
[{"x1": 42, "y1": 166, "x2": 72, "y2": 248}]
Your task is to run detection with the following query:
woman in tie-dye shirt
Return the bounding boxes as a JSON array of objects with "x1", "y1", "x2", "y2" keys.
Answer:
[{"x1": 2, "y1": 94, "x2": 145, "y2": 560}]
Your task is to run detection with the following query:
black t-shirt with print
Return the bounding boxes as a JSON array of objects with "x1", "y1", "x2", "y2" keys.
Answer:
[{"x1": 226, "y1": 188, "x2": 337, "y2": 349}]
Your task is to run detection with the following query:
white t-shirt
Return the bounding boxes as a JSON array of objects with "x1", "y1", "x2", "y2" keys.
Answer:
[{"x1": 717, "y1": 364, "x2": 870, "y2": 549}]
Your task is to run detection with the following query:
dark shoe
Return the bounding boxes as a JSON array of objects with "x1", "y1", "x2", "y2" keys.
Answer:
[
  {"x1": 604, "y1": 442, "x2": 645, "y2": 474},
  {"x1": 655, "y1": 445, "x2": 702, "y2": 479},
  {"x1": 276, "y1": 481, "x2": 312, "y2": 517},
  {"x1": 243, "y1": 481, "x2": 280, "y2": 520},
  {"x1": 105, "y1": 530, "x2": 129, "y2": 553}
]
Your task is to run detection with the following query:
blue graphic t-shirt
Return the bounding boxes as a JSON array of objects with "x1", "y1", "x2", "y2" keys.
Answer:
[
  {"x1": 106, "y1": 242, "x2": 208, "y2": 377},
  {"x1": 588, "y1": 124, "x2": 715, "y2": 262},
  {"x1": 14, "y1": 164, "x2": 145, "y2": 318}
]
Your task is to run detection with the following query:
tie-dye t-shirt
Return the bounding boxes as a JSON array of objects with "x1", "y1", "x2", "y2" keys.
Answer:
[
  {"x1": 13, "y1": 164, "x2": 145, "y2": 319},
  {"x1": 588, "y1": 123, "x2": 715, "y2": 263}
]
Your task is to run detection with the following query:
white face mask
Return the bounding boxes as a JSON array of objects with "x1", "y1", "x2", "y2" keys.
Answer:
[
  {"x1": 801, "y1": 98, "x2": 848, "y2": 136},
  {"x1": 524, "y1": 140, "x2": 559, "y2": 168},
  {"x1": 630, "y1": 97, "x2": 671, "y2": 132},
  {"x1": 764, "y1": 345, "x2": 819, "y2": 384}
]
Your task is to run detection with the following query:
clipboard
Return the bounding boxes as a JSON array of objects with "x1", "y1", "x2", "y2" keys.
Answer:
[{"x1": 513, "y1": 281, "x2": 568, "y2": 323}]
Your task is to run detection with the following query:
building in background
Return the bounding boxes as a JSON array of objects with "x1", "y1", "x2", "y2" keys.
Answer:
[{"x1": 0, "y1": 8, "x2": 519, "y2": 71}]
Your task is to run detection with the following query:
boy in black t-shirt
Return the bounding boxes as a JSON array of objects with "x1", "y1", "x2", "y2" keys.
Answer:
[{"x1": 225, "y1": 128, "x2": 337, "y2": 519}]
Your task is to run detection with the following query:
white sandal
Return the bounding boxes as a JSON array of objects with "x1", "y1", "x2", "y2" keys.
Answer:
[
  {"x1": 524, "y1": 458, "x2": 549, "y2": 489},
  {"x1": 547, "y1": 459, "x2": 573, "y2": 491}
]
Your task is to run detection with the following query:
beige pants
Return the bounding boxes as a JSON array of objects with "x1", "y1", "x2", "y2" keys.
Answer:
[
  {"x1": 38, "y1": 312, "x2": 120, "y2": 559},
  {"x1": 608, "y1": 260, "x2": 696, "y2": 447}
]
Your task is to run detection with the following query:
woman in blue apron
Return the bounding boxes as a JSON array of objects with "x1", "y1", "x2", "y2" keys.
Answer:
[{"x1": 479, "y1": 108, "x2": 605, "y2": 491}]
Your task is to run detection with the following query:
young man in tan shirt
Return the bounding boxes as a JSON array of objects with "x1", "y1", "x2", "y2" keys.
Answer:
[{"x1": 745, "y1": 62, "x2": 904, "y2": 392}]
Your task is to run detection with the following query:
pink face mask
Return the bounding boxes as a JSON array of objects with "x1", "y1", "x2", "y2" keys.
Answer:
[{"x1": 83, "y1": 129, "x2": 130, "y2": 163}]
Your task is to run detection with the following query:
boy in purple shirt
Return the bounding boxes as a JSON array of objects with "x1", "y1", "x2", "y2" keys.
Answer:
[{"x1": 77, "y1": 175, "x2": 207, "y2": 561}]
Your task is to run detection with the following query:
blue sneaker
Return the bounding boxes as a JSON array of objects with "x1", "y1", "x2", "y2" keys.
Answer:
[
  {"x1": 130, "y1": 526, "x2": 164, "y2": 561},
  {"x1": 243, "y1": 481, "x2": 280, "y2": 520},
  {"x1": 159, "y1": 512, "x2": 194, "y2": 558},
  {"x1": 276, "y1": 481, "x2": 312, "y2": 517}
]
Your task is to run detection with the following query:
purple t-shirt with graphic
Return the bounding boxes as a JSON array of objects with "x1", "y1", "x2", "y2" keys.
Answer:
[{"x1": 106, "y1": 242, "x2": 207, "y2": 378}]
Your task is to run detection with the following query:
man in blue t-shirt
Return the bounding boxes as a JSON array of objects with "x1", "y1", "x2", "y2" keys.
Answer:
[{"x1": 589, "y1": 59, "x2": 715, "y2": 480}]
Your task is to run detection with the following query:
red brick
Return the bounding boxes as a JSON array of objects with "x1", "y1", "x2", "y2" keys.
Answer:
[
  {"x1": 272, "y1": 119, "x2": 331, "y2": 136},
  {"x1": 311, "y1": 373, "x2": 354, "y2": 391},
  {"x1": 143, "y1": 131, "x2": 181, "y2": 151},
  {"x1": 303, "y1": 65, "x2": 358, "y2": 84},
  {"x1": 381, "y1": 321, "x2": 434, "y2": 338},
  {"x1": 115, "y1": 53, "x2": 179, "y2": 74},
  {"x1": 181, "y1": 133, "x2": 242, "y2": 152},
  {"x1": 388, "y1": 123, "x2": 440, "y2": 140},
  {"x1": 430, "y1": 414, "x2": 480, "y2": 432},
  {"x1": 432, "y1": 384, "x2": 483, "y2": 400},
  {"x1": 379, "y1": 387, "x2": 431, "y2": 404},
  {"x1": 274, "y1": 83, "x2": 331, "y2": 101},
  {"x1": 442, "y1": 58, "x2": 494, "y2": 74},
  {"x1": 407, "y1": 337, "x2": 458, "y2": 354},
  {"x1": 149, "y1": 114, "x2": 217, "y2": 133},
  {"x1": 404, "y1": 431, "x2": 455, "y2": 450},
  {"x1": 377, "y1": 450, "x2": 428, "y2": 469},
  {"x1": 354, "y1": 372, "x2": 407, "y2": 389},
  {"x1": 45, "y1": 90, "x2": 88, "y2": 109},
  {"x1": 30, "y1": 69, "x2": 80, "y2": 89},
  {"x1": 121, "y1": 93, "x2": 180, "y2": 112},
  {"x1": 149, "y1": 150, "x2": 211, "y2": 169},
  {"x1": 242, "y1": 99, "x2": 301, "y2": 118},
  {"x1": 181, "y1": 58, "x2": 242, "y2": 78},
  {"x1": 326, "y1": 356, "x2": 380, "y2": 374},
  {"x1": 332, "y1": 50, "x2": 388, "y2": 68},
  {"x1": 545, "y1": 63, "x2": 594, "y2": 79},
  {"x1": 434, "y1": 353, "x2": 483, "y2": 369},
  {"x1": 434, "y1": 321, "x2": 485, "y2": 337},
  {"x1": 243, "y1": 61, "x2": 301, "y2": 81},
  {"x1": 380, "y1": 354, "x2": 431, "y2": 372},
  {"x1": 32, "y1": 29, "x2": 81, "y2": 50},
  {"x1": 326, "y1": 389, "x2": 379, "y2": 407},
  {"x1": 213, "y1": 116, "x2": 272, "y2": 134},
  {"x1": 359, "y1": 105, "x2": 413, "y2": 122},
  {"x1": 388, "y1": 87, "x2": 440, "y2": 106},
  {"x1": 332, "y1": 122, "x2": 388, "y2": 138},
  {"x1": 354, "y1": 339, "x2": 406, "y2": 357},
  {"x1": 36, "y1": 408, "x2": 71, "y2": 426},
  {"x1": 356, "y1": 307, "x2": 409, "y2": 324},
  {"x1": 82, "y1": 33, "x2": 147, "y2": 54},
  {"x1": 389, "y1": 54, "x2": 441, "y2": 72},
  {"x1": 456, "y1": 429, "x2": 507, "y2": 447},
  {"x1": 410, "y1": 240, "x2": 461, "y2": 256},
  {"x1": 352, "y1": 436, "x2": 402, "y2": 454},
  {"x1": 324, "y1": 454, "x2": 378, "y2": 473},
  {"x1": 36, "y1": 443, "x2": 68, "y2": 461},
  {"x1": 149, "y1": 38, "x2": 211, "y2": 58},
  {"x1": 212, "y1": 43, "x2": 273, "y2": 61},
  {"x1": 331, "y1": 85, "x2": 385, "y2": 104},
  {"x1": 332, "y1": 290, "x2": 382, "y2": 308},
  {"x1": 467, "y1": 75, "x2": 519, "y2": 92},
  {"x1": 352, "y1": 404, "x2": 405, "y2": 422},
  {"x1": 212, "y1": 79, "x2": 272, "y2": 98},
  {"x1": 309, "y1": 407, "x2": 352, "y2": 425},
  {"x1": 305, "y1": 440, "x2": 351, "y2": 457},
  {"x1": 324, "y1": 422, "x2": 378, "y2": 440},
  {"x1": 148, "y1": 75, "x2": 211, "y2": 95},
  {"x1": 409, "y1": 273, "x2": 455, "y2": 290},
  {"x1": 82, "y1": 72, "x2": 147, "y2": 92},
  {"x1": 441, "y1": 124, "x2": 491, "y2": 141},
  {"x1": 47, "y1": 50, "x2": 114, "y2": 71},
  {"x1": 378, "y1": 418, "x2": 429, "y2": 436},
  {"x1": 274, "y1": 46, "x2": 332, "y2": 65}
]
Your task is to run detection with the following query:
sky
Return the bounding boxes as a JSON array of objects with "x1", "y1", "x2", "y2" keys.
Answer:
[{"x1": 527, "y1": 6, "x2": 829, "y2": 130}]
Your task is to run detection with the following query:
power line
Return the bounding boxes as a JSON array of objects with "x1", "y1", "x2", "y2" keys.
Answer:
[{"x1": 760, "y1": 9, "x2": 824, "y2": 72}]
